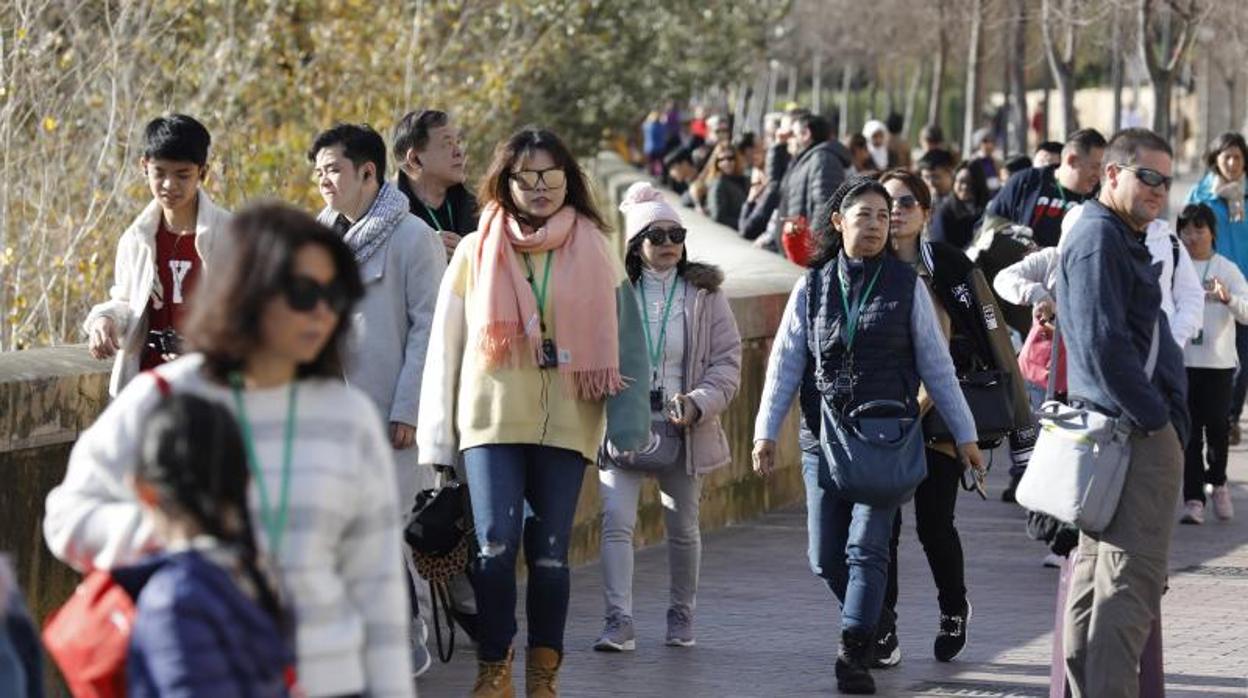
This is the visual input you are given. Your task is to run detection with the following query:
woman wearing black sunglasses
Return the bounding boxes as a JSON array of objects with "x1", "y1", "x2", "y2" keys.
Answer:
[
  {"x1": 874, "y1": 169, "x2": 1023, "y2": 669},
  {"x1": 416, "y1": 127, "x2": 649, "y2": 697},
  {"x1": 593, "y1": 182, "x2": 742, "y2": 653},
  {"x1": 46, "y1": 203, "x2": 425, "y2": 697}
]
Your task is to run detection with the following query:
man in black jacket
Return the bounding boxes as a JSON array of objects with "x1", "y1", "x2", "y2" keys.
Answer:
[
  {"x1": 776, "y1": 111, "x2": 848, "y2": 249},
  {"x1": 394, "y1": 109, "x2": 480, "y2": 260}
]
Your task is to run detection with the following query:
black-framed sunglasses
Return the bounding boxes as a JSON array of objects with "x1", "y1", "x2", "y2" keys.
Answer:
[
  {"x1": 891, "y1": 194, "x2": 919, "y2": 210},
  {"x1": 1121, "y1": 165, "x2": 1173, "y2": 190},
  {"x1": 285, "y1": 275, "x2": 350, "y2": 314},
  {"x1": 642, "y1": 226, "x2": 687, "y2": 245},
  {"x1": 510, "y1": 167, "x2": 567, "y2": 191}
]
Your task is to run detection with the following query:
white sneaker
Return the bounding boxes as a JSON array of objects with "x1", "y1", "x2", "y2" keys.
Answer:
[
  {"x1": 411, "y1": 618, "x2": 432, "y2": 678},
  {"x1": 1042, "y1": 553, "x2": 1064, "y2": 568},
  {"x1": 1180, "y1": 500, "x2": 1205, "y2": 525},
  {"x1": 1212, "y1": 485, "x2": 1235, "y2": 521}
]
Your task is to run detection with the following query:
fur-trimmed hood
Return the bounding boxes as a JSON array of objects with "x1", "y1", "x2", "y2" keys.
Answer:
[{"x1": 684, "y1": 262, "x2": 724, "y2": 292}]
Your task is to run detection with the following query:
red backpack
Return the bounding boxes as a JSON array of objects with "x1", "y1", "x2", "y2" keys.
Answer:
[
  {"x1": 42, "y1": 370, "x2": 173, "y2": 697},
  {"x1": 42, "y1": 570, "x2": 135, "y2": 697}
]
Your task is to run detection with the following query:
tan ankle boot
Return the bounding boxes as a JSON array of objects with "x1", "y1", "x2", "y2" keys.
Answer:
[
  {"x1": 471, "y1": 648, "x2": 514, "y2": 698},
  {"x1": 525, "y1": 647, "x2": 561, "y2": 697}
]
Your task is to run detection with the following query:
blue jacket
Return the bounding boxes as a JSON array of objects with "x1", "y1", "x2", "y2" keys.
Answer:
[
  {"x1": 116, "y1": 549, "x2": 291, "y2": 698},
  {"x1": 1057, "y1": 200, "x2": 1188, "y2": 440},
  {"x1": 1187, "y1": 172, "x2": 1248, "y2": 276}
]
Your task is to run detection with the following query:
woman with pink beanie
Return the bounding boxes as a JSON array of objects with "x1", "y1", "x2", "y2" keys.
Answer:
[{"x1": 594, "y1": 182, "x2": 742, "y2": 652}]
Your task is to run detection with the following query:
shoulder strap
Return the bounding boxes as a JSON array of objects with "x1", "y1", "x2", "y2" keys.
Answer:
[
  {"x1": 1145, "y1": 319, "x2": 1161, "y2": 379},
  {"x1": 1047, "y1": 320, "x2": 1061, "y2": 401},
  {"x1": 806, "y1": 268, "x2": 823, "y2": 377},
  {"x1": 1170, "y1": 233, "x2": 1181, "y2": 291},
  {"x1": 145, "y1": 370, "x2": 172, "y2": 397}
]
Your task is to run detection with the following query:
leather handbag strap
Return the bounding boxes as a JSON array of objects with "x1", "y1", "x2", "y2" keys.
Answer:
[
  {"x1": 1144, "y1": 319, "x2": 1160, "y2": 379},
  {"x1": 1046, "y1": 320, "x2": 1061, "y2": 401}
]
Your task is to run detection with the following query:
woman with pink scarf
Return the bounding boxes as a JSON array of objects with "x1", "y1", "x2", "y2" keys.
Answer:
[
  {"x1": 1187, "y1": 132, "x2": 1248, "y2": 443},
  {"x1": 416, "y1": 128, "x2": 649, "y2": 698}
]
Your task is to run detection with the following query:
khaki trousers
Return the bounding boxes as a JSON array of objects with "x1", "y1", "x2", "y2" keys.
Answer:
[{"x1": 1063, "y1": 424, "x2": 1182, "y2": 698}]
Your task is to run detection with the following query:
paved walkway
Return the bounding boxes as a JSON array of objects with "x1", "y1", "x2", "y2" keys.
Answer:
[{"x1": 418, "y1": 445, "x2": 1248, "y2": 697}]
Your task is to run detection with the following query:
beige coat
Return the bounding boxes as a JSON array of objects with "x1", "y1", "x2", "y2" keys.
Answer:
[{"x1": 679, "y1": 263, "x2": 743, "y2": 474}]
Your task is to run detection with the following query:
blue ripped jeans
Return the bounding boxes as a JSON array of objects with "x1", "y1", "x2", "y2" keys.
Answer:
[
  {"x1": 463, "y1": 444, "x2": 586, "y2": 661},
  {"x1": 801, "y1": 450, "x2": 897, "y2": 635}
]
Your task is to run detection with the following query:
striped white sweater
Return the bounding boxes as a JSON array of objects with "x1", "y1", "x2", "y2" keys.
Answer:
[{"x1": 43, "y1": 354, "x2": 415, "y2": 698}]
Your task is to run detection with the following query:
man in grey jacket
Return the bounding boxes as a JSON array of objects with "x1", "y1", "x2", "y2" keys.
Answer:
[
  {"x1": 1056, "y1": 128, "x2": 1187, "y2": 697},
  {"x1": 309, "y1": 123, "x2": 446, "y2": 676}
]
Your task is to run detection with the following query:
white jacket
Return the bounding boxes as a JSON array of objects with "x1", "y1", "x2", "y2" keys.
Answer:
[
  {"x1": 85, "y1": 190, "x2": 231, "y2": 396},
  {"x1": 1056, "y1": 204, "x2": 1203, "y2": 347},
  {"x1": 1184, "y1": 254, "x2": 1248, "y2": 369}
]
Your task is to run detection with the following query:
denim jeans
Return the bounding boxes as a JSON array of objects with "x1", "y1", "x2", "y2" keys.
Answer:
[
  {"x1": 463, "y1": 444, "x2": 586, "y2": 661},
  {"x1": 599, "y1": 465, "x2": 702, "y2": 618},
  {"x1": 801, "y1": 450, "x2": 897, "y2": 634}
]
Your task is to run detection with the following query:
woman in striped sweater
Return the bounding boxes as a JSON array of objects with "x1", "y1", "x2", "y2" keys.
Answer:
[{"x1": 44, "y1": 203, "x2": 416, "y2": 698}]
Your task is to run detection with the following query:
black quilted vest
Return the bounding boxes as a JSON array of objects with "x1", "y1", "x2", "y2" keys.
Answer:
[{"x1": 798, "y1": 254, "x2": 920, "y2": 452}]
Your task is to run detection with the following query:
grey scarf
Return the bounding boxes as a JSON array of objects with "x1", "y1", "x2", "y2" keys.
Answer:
[{"x1": 317, "y1": 182, "x2": 410, "y2": 265}]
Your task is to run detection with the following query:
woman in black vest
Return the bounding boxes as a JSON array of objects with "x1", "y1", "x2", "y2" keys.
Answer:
[
  {"x1": 874, "y1": 169, "x2": 1006, "y2": 668},
  {"x1": 752, "y1": 177, "x2": 981, "y2": 695}
]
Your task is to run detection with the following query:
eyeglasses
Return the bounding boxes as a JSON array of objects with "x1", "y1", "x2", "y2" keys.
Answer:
[
  {"x1": 642, "y1": 226, "x2": 687, "y2": 245},
  {"x1": 510, "y1": 167, "x2": 567, "y2": 191},
  {"x1": 891, "y1": 195, "x2": 919, "y2": 211},
  {"x1": 1121, "y1": 165, "x2": 1173, "y2": 190},
  {"x1": 285, "y1": 275, "x2": 350, "y2": 314}
]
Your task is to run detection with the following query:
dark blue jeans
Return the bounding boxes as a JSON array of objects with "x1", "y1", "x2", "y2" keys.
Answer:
[
  {"x1": 1231, "y1": 324, "x2": 1248, "y2": 422},
  {"x1": 801, "y1": 450, "x2": 897, "y2": 635},
  {"x1": 463, "y1": 444, "x2": 586, "y2": 661}
]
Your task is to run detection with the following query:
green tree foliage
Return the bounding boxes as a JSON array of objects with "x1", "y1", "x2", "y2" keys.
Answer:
[{"x1": 0, "y1": 0, "x2": 785, "y2": 350}]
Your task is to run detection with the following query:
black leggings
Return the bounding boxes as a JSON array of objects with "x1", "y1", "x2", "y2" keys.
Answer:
[
  {"x1": 882, "y1": 447, "x2": 967, "y2": 626},
  {"x1": 1186, "y1": 367, "x2": 1234, "y2": 503}
]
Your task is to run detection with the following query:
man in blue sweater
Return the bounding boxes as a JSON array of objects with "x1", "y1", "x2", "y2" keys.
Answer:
[{"x1": 1057, "y1": 128, "x2": 1188, "y2": 697}]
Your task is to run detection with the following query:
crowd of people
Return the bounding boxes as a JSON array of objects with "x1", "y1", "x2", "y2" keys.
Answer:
[{"x1": 0, "y1": 98, "x2": 1238, "y2": 698}]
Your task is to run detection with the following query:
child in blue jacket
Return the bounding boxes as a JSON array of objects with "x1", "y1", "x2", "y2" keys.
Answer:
[{"x1": 118, "y1": 391, "x2": 293, "y2": 697}]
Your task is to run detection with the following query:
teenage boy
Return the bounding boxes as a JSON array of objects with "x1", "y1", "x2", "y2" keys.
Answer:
[
  {"x1": 309, "y1": 123, "x2": 446, "y2": 677},
  {"x1": 85, "y1": 114, "x2": 231, "y2": 397},
  {"x1": 393, "y1": 109, "x2": 479, "y2": 260},
  {"x1": 918, "y1": 148, "x2": 957, "y2": 209}
]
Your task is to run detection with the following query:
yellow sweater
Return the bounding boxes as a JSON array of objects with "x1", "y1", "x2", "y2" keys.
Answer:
[{"x1": 416, "y1": 233, "x2": 637, "y2": 464}]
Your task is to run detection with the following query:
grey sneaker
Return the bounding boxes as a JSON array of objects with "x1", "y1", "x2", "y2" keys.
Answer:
[
  {"x1": 665, "y1": 607, "x2": 695, "y2": 647},
  {"x1": 593, "y1": 612, "x2": 635, "y2": 652}
]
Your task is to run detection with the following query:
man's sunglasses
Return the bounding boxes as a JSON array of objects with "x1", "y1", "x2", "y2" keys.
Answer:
[
  {"x1": 510, "y1": 167, "x2": 567, "y2": 191},
  {"x1": 1121, "y1": 165, "x2": 1173, "y2": 190},
  {"x1": 642, "y1": 226, "x2": 687, "y2": 245},
  {"x1": 286, "y1": 275, "x2": 350, "y2": 314},
  {"x1": 891, "y1": 194, "x2": 919, "y2": 210}
]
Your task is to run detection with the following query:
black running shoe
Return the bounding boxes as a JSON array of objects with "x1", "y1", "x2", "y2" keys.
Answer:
[
  {"x1": 934, "y1": 602, "x2": 972, "y2": 662},
  {"x1": 871, "y1": 625, "x2": 901, "y2": 669}
]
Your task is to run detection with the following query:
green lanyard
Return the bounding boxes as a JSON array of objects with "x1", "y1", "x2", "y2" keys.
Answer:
[
  {"x1": 229, "y1": 373, "x2": 297, "y2": 558},
  {"x1": 838, "y1": 262, "x2": 884, "y2": 352},
  {"x1": 422, "y1": 198, "x2": 453, "y2": 232},
  {"x1": 639, "y1": 277, "x2": 680, "y2": 377},
  {"x1": 522, "y1": 251, "x2": 554, "y2": 333}
]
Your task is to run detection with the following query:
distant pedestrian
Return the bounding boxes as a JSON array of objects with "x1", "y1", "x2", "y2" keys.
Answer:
[
  {"x1": 928, "y1": 162, "x2": 990, "y2": 252},
  {"x1": 394, "y1": 109, "x2": 481, "y2": 260},
  {"x1": 968, "y1": 127, "x2": 1003, "y2": 194},
  {"x1": 704, "y1": 142, "x2": 749, "y2": 228}
]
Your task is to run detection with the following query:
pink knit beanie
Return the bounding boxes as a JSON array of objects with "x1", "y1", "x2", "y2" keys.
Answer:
[{"x1": 619, "y1": 182, "x2": 683, "y2": 242}]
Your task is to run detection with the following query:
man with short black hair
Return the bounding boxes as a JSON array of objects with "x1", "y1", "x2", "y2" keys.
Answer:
[
  {"x1": 918, "y1": 148, "x2": 957, "y2": 208},
  {"x1": 1033, "y1": 140, "x2": 1064, "y2": 168},
  {"x1": 987, "y1": 128, "x2": 1107, "y2": 248},
  {"x1": 309, "y1": 122, "x2": 446, "y2": 678},
  {"x1": 393, "y1": 109, "x2": 480, "y2": 260},
  {"x1": 775, "y1": 111, "x2": 847, "y2": 255},
  {"x1": 1058, "y1": 128, "x2": 1187, "y2": 697}
]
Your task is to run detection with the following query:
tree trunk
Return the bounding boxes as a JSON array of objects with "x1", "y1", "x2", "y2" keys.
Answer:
[
  {"x1": 928, "y1": 0, "x2": 948, "y2": 129},
  {"x1": 1012, "y1": 0, "x2": 1029, "y2": 154},
  {"x1": 868, "y1": 79, "x2": 879, "y2": 121},
  {"x1": 840, "y1": 63, "x2": 853, "y2": 140},
  {"x1": 812, "y1": 48, "x2": 823, "y2": 115},
  {"x1": 904, "y1": 63, "x2": 923, "y2": 135},
  {"x1": 787, "y1": 63, "x2": 798, "y2": 106},
  {"x1": 1139, "y1": 0, "x2": 1198, "y2": 141},
  {"x1": 962, "y1": 0, "x2": 984, "y2": 156},
  {"x1": 1041, "y1": 0, "x2": 1079, "y2": 135},
  {"x1": 1111, "y1": 11, "x2": 1124, "y2": 132}
]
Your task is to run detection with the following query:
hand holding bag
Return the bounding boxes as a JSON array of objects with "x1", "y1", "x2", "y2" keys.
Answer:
[
  {"x1": 601, "y1": 416, "x2": 685, "y2": 473},
  {"x1": 1015, "y1": 319, "x2": 1159, "y2": 533}
]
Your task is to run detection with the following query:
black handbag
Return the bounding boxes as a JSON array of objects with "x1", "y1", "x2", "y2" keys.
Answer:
[
  {"x1": 405, "y1": 472, "x2": 474, "y2": 662},
  {"x1": 921, "y1": 369, "x2": 1017, "y2": 445}
]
